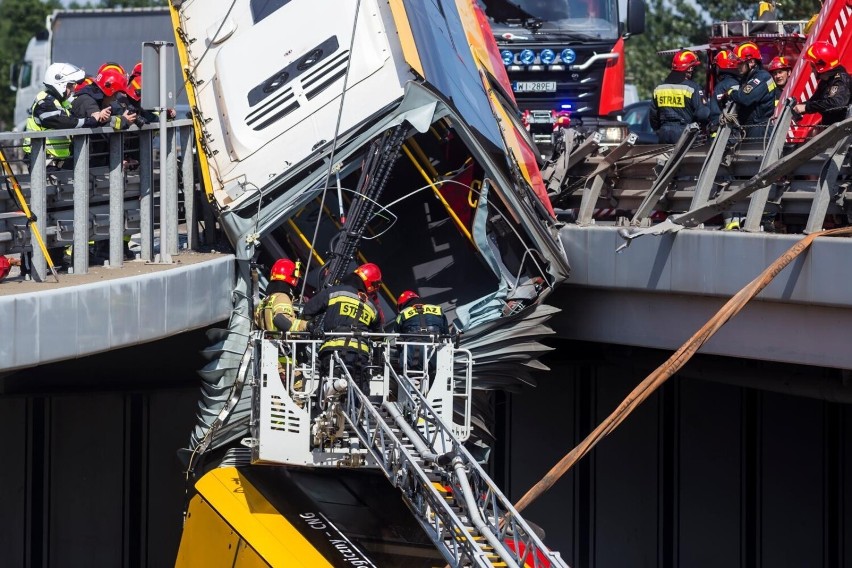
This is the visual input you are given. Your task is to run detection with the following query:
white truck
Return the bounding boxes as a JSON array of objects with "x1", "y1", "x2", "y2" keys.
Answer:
[{"x1": 9, "y1": 7, "x2": 185, "y2": 131}]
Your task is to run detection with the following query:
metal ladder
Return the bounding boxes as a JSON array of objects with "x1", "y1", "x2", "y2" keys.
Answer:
[{"x1": 332, "y1": 351, "x2": 569, "y2": 568}]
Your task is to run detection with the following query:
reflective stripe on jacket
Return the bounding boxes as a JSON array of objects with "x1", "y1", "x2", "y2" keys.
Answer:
[{"x1": 24, "y1": 91, "x2": 73, "y2": 158}]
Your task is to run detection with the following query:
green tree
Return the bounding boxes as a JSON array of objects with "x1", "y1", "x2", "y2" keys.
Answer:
[
  {"x1": 625, "y1": 0, "x2": 710, "y2": 99},
  {"x1": 0, "y1": 0, "x2": 62, "y2": 129}
]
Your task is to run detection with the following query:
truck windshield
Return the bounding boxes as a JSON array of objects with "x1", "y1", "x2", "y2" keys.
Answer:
[{"x1": 480, "y1": 0, "x2": 619, "y2": 40}]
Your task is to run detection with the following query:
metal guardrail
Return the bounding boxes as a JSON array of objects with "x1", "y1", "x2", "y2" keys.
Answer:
[
  {"x1": 0, "y1": 119, "x2": 216, "y2": 281},
  {"x1": 551, "y1": 110, "x2": 852, "y2": 234}
]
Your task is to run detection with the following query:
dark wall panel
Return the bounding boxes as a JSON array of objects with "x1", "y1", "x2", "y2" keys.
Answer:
[
  {"x1": 678, "y1": 379, "x2": 742, "y2": 568},
  {"x1": 49, "y1": 395, "x2": 125, "y2": 567},
  {"x1": 592, "y1": 364, "x2": 659, "y2": 568},
  {"x1": 147, "y1": 389, "x2": 200, "y2": 568},
  {"x1": 0, "y1": 398, "x2": 27, "y2": 567},
  {"x1": 507, "y1": 365, "x2": 578, "y2": 562},
  {"x1": 760, "y1": 393, "x2": 825, "y2": 567}
]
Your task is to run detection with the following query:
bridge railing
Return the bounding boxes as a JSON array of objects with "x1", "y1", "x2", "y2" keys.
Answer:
[
  {"x1": 0, "y1": 119, "x2": 218, "y2": 281},
  {"x1": 550, "y1": 106, "x2": 852, "y2": 233}
]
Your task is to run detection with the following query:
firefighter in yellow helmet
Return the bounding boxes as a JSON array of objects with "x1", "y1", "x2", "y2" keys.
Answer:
[{"x1": 254, "y1": 258, "x2": 307, "y2": 332}]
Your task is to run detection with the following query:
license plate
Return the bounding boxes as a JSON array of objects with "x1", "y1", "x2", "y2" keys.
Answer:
[{"x1": 514, "y1": 81, "x2": 557, "y2": 93}]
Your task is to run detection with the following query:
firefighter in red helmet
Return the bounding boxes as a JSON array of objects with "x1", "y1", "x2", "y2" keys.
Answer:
[
  {"x1": 767, "y1": 56, "x2": 793, "y2": 92},
  {"x1": 301, "y1": 262, "x2": 383, "y2": 390},
  {"x1": 793, "y1": 41, "x2": 851, "y2": 125},
  {"x1": 709, "y1": 50, "x2": 742, "y2": 128},
  {"x1": 649, "y1": 50, "x2": 710, "y2": 143},
  {"x1": 393, "y1": 291, "x2": 449, "y2": 336},
  {"x1": 392, "y1": 290, "x2": 450, "y2": 374},
  {"x1": 254, "y1": 258, "x2": 307, "y2": 332},
  {"x1": 727, "y1": 42, "x2": 777, "y2": 139}
]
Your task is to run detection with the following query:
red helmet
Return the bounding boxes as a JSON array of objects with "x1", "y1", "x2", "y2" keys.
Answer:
[
  {"x1": 397, "y1": 290, "x2": 419, "y2": 309},
  {"x1": 734, "y1": 42, "x2": 761, "y2": 63},
  {"x1": 354, "y1": 262, "x2": 382, "y2": 294},
  {"x1": 125, "y1": 74, "x2": 142, "y2": 102},
  {"x1": 74, "y1": 76, "x2": 94, "y2": 93},
  {"x1": 270, "y1": 258, "x2": 300, "y2": 287},
  {"x1": 98, "y1": 62, "x2": 126, "y2": 77},
  {"x1": 804, "y1": 41, "x2": 840, "y2": 74},
  {"x1": 130, "y1": 62, "x2": 142, "y2": 79},
  {"x1": 714, "y1": 50, "x2": 740, "y2": 70},
  {"x1": 767, "y1": 56, "x2": 793, "y2": 72},
  {"x1": 94, "y1": 67, "x2": 127, "y2": 97},
  {"x1": 672, "y1": 50, "x2": 700, "y2": 72}
]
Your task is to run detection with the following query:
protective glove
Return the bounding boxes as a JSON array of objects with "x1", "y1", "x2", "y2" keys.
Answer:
[{"x1": 726, "y1": 85, "x2": 740, "y2": 96}]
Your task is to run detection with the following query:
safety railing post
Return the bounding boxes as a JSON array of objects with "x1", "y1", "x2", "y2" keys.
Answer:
[
  {"x1": 139, "y1": 129, "x2": 154, "y2": 261},
  {"x1": 73, "y1": 135, "x2": 90, "y2": 275},
  {"x1": 744, "y1": 100, "x2": 796, "y2": 232},
  {"x1": 167, "y1": 125, "x2": 179, "y2": 254},
  {"x1": 109, "y1": 132, "x2": 125, "y2": 268},
  {"x1": 180, "y1": 125, "x2": 197, "y2": 250},
  {"x1": 29, "y1": 138, "x2": 47, "y2": 281}
]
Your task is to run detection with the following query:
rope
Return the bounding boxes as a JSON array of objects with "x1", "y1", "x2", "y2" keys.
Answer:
[{"x1": 511, "y1": 226, "x2": 852, "y2": 514}]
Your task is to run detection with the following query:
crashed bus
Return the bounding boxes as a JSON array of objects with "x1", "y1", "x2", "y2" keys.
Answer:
[{"x1": 169, "y1": 0, "x2": 571, "y2": 565}]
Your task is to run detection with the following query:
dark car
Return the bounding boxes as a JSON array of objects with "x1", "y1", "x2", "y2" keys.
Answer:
[{"x1": 622, "y1": 100, "x2": 659, "y2": 144}]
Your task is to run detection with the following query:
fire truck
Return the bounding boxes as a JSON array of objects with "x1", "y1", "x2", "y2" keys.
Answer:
[{"x1": 479, "y1": 0, "x2": 646, "y2": 150}]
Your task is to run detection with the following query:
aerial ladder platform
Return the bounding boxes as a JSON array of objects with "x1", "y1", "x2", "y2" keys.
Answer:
[{"x1": 177, "y1": 333, "x2": 568, "y2": 568}]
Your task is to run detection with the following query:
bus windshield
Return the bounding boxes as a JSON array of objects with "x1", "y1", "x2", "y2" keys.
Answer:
[{"x1": 480, "y1": 0, "x2": 620, "y2": 40}]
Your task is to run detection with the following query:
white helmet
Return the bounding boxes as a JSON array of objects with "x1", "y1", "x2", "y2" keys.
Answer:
[{"x1": 43, "y1": 62, "x2": 85, "y2": 95}]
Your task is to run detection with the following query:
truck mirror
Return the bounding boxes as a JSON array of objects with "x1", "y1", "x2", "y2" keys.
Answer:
[
  {"x1": 625, "y1": 0, "x2": 646, "y2": 37},
  {"x1": 8, "y1": 63, "x2": 19, "y2": 92}
]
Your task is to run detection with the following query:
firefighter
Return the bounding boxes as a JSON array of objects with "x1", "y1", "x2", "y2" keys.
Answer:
[
  {"x1": 709, "y1": 50, "x2": 742, "y2": 128},
  {"x1": 728, "y1": 42, "x2": 777, "y2": 140},
  {"x1": 793, "y1": 41, "x2": 851, "y2": 126},
  {"x1": 71, "y1": 65, "x2": 138, "y2": 170},
  {"x1": 23, "y1": 62, "x2": 104, "y2": 170},
  {"x1": 392, "y1": 290, "x2": 450, "y2": 374},
  {"x1": 71, "y1": 65, "x2": 137, "y2": 131},
  {"x1": 301, "y1": 262, "x2": 383, "y2": 390},
  {"x1": 767, "y1": 55, "x2": 793, "y2": 103},
  {"x1": 649, "y1": 50, "x2": 711, "y2": 143},
  {"x1": 393, "y1": 291, "x2": 449, "y2": 335},
  {"x1": 254, "y1": 258, "x2": 307, "y2": 333}
]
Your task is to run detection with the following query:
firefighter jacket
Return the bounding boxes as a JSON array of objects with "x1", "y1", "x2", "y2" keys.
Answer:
[
  {"x1": 729, "y1": 66, "x2": 776, "y2": 127},
  {"x1": 804, "y1": 66, "x2": 851, "y2": 125},
  {"x1": 254, "y1": 291, "x2": 306, "y2": 332},
  {"x1": 71, "y1": 85, "x2": 133, "y2": 130},
  {"x1": 24, "y1": 89, "x2": 98, "y2": 158},
  {"x1": 649, "y1": 72, "x2": 710, "y2": 130},
  {"x1": 709, "y1": 72, "x2": 740, "y2": 127},
  {"x1": 301, "y1": 284, "x2": 381, "y2": 354},
  {"x1": 393, "y1": 303, "x2": 450, "y2": 335}
]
